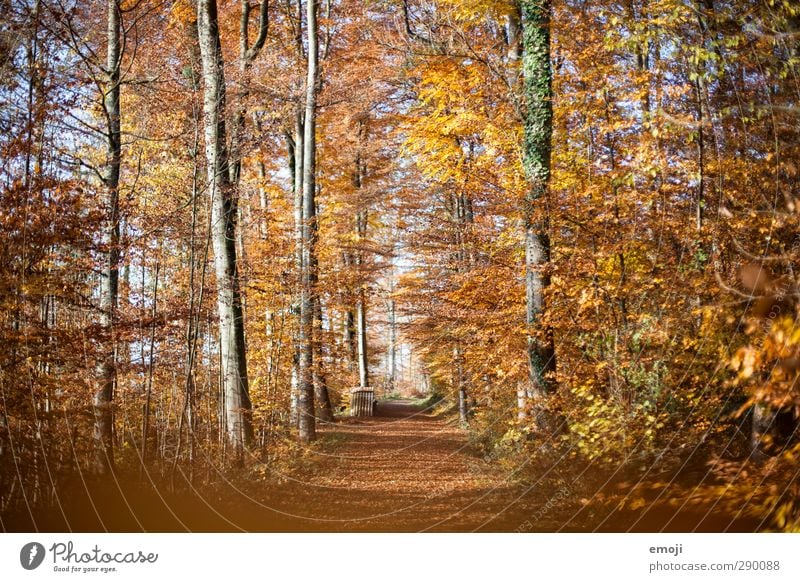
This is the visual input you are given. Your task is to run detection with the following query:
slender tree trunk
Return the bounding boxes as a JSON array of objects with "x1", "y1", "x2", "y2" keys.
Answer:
[
  {"x1": 341, "y1": 249, "x2": 356, "y2": 373},
  {"x1": 230, "y1": 0, "x2": 269, "y2": 185},
  {"x1": 227, "y1": 0, "x2": 268, "y2": 362},
  {"x1": 455, "y1": 345, "x2": 468, "y2": 427},
  {"x1": 690, "y1": 0, "x2": 713, "y2": 333},
  {"x1": 506, "y1": 2, "x2": 523, "y2": 118},
  {"x1": 313, "y1": 297, "x2": 334, "y2": 422},
  {"x1": 520, "y1": 0, "x2": 556, "y2": 425},
  {"x1": 288, "y1": 0, "x2": 304, "y2": 431},
  {"x1": 256, "y1": 156, "x2": 269, "y2": 238},
  {"x1": 174, "y1": 20, "x2": 204, "y2": 481},
  {"x1": 387, "y1": 282, "x2": 397, "y2": 393},
  {"x1": 506, "y1": 5, "x2": 522, "y2": 62},
  {"x1": 509, "y1": 7, "x2": 531, "y2": 424},
  {"x1": 197, "y1": 0, "x2": 253, "y2": 461},
  {"x1": 297, "y1": 0, "x2": 319, "y2": 443},
  {"x1": 354, "y1": 206, "x2": 368, "y2": 390},
  {"x1": 356, "y1": 282, "x2": 369, "y2": 389},
  {"x1": 290, "y1": 113, "x2": 304, "y2": 428},
  {"x1": 311, "y1": 191, "x2": 333, "y2": 420},
  {"x1": 352, "y1": 120, "x2": 370, "y2": 390},
  {"x1": 289, "y1": 362, "x2": 299, "y2": 426},
  {"x1": 141, "y1": 260, "x2": 159, "y2": 468},
  {"x1": 343, "y1": 303, "x2": 356, "y2": 368},
  {"x1": 450, "y1": 189, "x2": 472, "y2": 422},
  {"x1": 93, "y1": 0, "x2": 121, "y2": 475}
]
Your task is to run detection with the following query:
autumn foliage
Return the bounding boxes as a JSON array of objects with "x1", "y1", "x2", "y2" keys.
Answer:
[{"x1": 1, "y1": 0, "x2": 799, "y2": 531}]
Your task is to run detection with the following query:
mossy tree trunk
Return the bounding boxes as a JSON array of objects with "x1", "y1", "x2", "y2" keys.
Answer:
[{"x1": 520, "y1": 0, "x2": 556, "y2": 424}]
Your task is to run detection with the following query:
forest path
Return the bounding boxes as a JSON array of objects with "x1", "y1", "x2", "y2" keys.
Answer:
[
  {"x1": 12, "y1": 399, "x2": 761, "y2": 532},
  {"x1": 245, "y1": 400, "x2": 759, "y2": 532},
  {"x1": 16, "y1": 398, "x2": 562, "y2": 532},
  {"x1": 256, "y1": 398, "x2": 541, "y2": 531}
]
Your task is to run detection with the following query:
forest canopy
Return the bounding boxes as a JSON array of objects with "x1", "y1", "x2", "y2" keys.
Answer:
[{"x1": 1, "y1": 0, "x2": 799, "y2": 532}]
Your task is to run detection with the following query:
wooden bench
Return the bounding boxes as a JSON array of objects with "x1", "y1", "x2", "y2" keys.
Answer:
[{"x1": 350, "y1": 387, "x2": 375, "y2": 417}]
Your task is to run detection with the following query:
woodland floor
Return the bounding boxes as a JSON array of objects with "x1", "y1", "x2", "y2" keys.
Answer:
[
  {"x1": 2, "y1": 399, "x2": 764, "y2": 532},
  {"x1": 248, "y1": 399, "x2": 563, "y2": 532}
]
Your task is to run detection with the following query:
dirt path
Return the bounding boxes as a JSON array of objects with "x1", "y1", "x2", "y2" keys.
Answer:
[
  {"x1": 233, "y1": 400, "x2": 759, "y2": 532},
  {"x1": 256, "y1": 399, "x2": 537, "y2": 532}
]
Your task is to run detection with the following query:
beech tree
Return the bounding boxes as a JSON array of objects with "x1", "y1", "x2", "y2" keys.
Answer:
[
  {"x1": 197, "y1": 0, "x2": 254, "y2": 459},
  {"x1": 93, "y1": 0, "x2": 122, "y2": 474},
  {"x1": 297, "y1": 0, "x2": 320, "y2": 443},
  {"x1": 1, "y1": 0, "x2": 799, "y2": 534},
  {"x1": 520, "y1": 0, "x2": 556, "y2": 425}
]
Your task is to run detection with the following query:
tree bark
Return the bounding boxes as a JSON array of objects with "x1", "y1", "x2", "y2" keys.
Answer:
[
  {"x1": 230, "y1": 0, "x2": 269, "y2": 184},
  {"x1": 289, "y1": 0, "x2": 305, "y2": 425},
  {"x1": 93, "y1": 0, "x2": 121, "y2": 475},
  {"x1": 174, "y1": 20, "x2": 204, "y2": 480},
  {"x1": 452, "y1": 189, "x2": 472, "y2": 422},
  {"x1": 386, "y1": 280, "x2": 397, "y2": 392},
  {"x1": 343, "y1": 304, "x2": 356, "y2": 368},
  {"x1": 290, "y1": 112, "x2": 304, "y2": 428},
  {"x1": 506, "y1": 4, "x2": 522, "y2": 95},
  {"x1": 297, "y1": 0, "x2": 319, "y2": 443},
  {"x1": 197, "y1": 0, "x2": 253, "y2": 461},
  {"x1": 313, "y1": 296, "x2": 334, "y2": 422},
  {"x1": 141, "y1": 260, "x2": 159, "y2": 468},
  {"x1": 455, "y1": 345, "x2": 468, "y2": 427},
  {"x1": 356, "y1": 279, "x2": 369, "y2": 389},
  {"x1": 352, "y1": 120, "x2": 370, "y2": 390},
  {"x1": 354, "y1": 206, "x2": 368, "y2": 390},
  {"x1": 520, "y1": 0, "x2": 556, "y2": 424}
]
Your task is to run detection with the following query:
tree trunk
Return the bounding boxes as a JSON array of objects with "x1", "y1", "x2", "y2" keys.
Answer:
[
  {"x1": 313, "y1": 362, "x2": 333, "y2": 422},
  {"x1": 451, "y1": 189, "x2": 472, "y2": 423},
  {"x1": 230, "y1": 0, "x2": 269, "y2": 185},
  {"x1": 355, "y1": 206, "x2": 369, "y2": 389},
  {"x1": 352, "y1": 120, "x2": 370, "y2": 390},
  {"x1": 509, "y1": 5, "x2": 528, "y2": 424},
  {"x1": 313, "y1": 295, "x2": 334, "y2": 422},
  {"x1": 174, "y1": 19, "x2": 204, "y2": 481},
  {"x1": 141, "y1": 260, "x2": 159, "y2": 469},
  {"x1": 197, "y1": 0, "x2": 253, "y2": 461},
  {"x1": 93, "y1": 0, "x2": 121, "y2": 475},
  {"x1": 289, "y1": 0, "x2": 305, "y2": 424},
  {"x1": 297, "y1": 0, "x2": 319, "y2": 443},
  {"x1": 387, "y1": 290, "x2": 397, "y2": 393},
  {"x1": 343, "y1": 304, "x2": 356, "y2": 368},
  {"x1": 455, "y1": 345, "x2": 468, "y2": 427},
  {"x1": 290, "y1": 112, "x2": 304, "y2": 428},
  {"x1": 520, "y1": 0, "x2": 556, "y2": 425},
  {"x1": 356, "y1": 284, "x2": 369, "y2": 388},
  {"x1": 506, "y1": 5, "x2": 522, "y2": 61}
]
